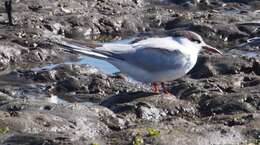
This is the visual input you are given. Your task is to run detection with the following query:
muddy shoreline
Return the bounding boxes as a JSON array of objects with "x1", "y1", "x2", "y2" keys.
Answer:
[{"x1": 0, "y1": 0, "x2": 259, "y2": 144}]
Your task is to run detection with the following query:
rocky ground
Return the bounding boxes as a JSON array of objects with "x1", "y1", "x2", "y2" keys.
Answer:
[{"x1": 0, "y1": 0, "x2": 259, "y2": 145}]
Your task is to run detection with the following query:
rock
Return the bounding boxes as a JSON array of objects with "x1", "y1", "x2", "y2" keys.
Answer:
[
  {"x1": 214, "y1": 24, "x2": 249, "y2": 41},
  {"x1": 1, "y1": 133, "x2": 78, "y2": 145},
  {"x1": 199, "y1": 94, "x2": 255, "y2": 116},
  {"x1": 0, "y1": 0, "x2": 259, "y2": 144},
  {"x1": 109, "y1": 117, "x2": 245, "y2": 145},
  {"x1": 222, "y1": 0, "x2": 258, "y2": 4},
  {"x1": 144, "y1": 118, "x2": 244, "y2": 145},
  {"x1": 0, "y1": 92, "x2": 13, "y2": 102},
  {"x1": 0, "y1": 0, "x2": 258, "y2": 71},
  {"x1": 189, "y1": 56, "x2": 217, "y2": 79},
  {"x1": 56, "y1": 76, "x2": 81, "y2": 92},
  {"x1": 253, "y1": 59, "x2": 260, "y2": 75},
  {"x1": 102, "y1": 92, "x2": 197, "y2": 120},
  {"x1": 0, "y1": 99, "x2": 123, "y2": 144},
  {"x1": 135, "y1": 102, "x2": 166, "y2": 121},
  {"x1": 0, "y1": 64, "x2": 147, "y2": 103}
]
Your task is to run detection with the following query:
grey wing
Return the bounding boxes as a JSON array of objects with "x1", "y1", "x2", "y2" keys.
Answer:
[{"x1": 112, "y1": 47, "x2": 187, "y2": 72}]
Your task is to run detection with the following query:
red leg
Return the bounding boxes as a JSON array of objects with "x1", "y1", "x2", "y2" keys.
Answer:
[
  {"x1": 152, "y1": 82, "x2": 159, "y2": 93},
  {"x1": 161, "y1": 82, "x2": 170, "y2": 94}
]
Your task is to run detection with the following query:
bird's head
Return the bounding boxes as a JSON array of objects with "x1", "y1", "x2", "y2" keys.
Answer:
[{"x1": 173, "y1": 30, "x2": 223, "y2": 55}]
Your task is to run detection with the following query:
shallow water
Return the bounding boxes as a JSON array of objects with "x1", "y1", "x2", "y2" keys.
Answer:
[
  {"x1": 229, "y1": 49, "x2": 259, "y2": 58},
  {"x1": 32, "y1": 56, "x2": 119, "y2": 74},
  {"x1": 78, "y1": 56, "x2": 119, "y2": 74},
  {"x1": 223, "y1": 7, "x2": 241, "y2": 14}
]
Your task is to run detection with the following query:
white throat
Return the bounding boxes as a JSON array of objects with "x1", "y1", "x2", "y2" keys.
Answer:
[
  {"x1": 177, "y1": 37, "x2": 201, "y2": 73},
  {"x1": 177, "y1": 37, "x2": 201, "y2": 56}
]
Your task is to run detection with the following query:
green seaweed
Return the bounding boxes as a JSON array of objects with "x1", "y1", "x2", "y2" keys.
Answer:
[
  {"x1": 0, "y1": 95, "x2": 8, "y2": 102},
  {"x1": 147, "y1": 128, "x2": 160, "y2": 137},
  {"x1": 0, "y1": 126, "x2": 9, "y2": 134},
  {"x1": 243, "y1": 139, "x2": 260, "y2": 145},
  {"x1": 132, "y1": 134, "x2": 144, "y2": 145}
]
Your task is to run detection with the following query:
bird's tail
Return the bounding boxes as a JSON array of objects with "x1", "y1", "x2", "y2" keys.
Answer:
[{"x1": 46, "y1": 33, "x2": 109, "y2": 60}]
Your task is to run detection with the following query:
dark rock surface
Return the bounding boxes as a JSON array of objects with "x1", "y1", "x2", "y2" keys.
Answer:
[
  {"x1": 0, "y1": 0, "x2": 259, "y2": 145},
  {"x1": 0, "y1": 99, "x2": 121, "y2": 145}
]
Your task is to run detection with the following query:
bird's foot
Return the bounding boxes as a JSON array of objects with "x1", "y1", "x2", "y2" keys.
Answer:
[
  {"x1": 163, "y1": 89, "x2": 170, "y2": 94},
  {"x1": 151, "y1": 82, "x2": 176, "y2": 98},
  {"x1": 161, "y1": 82, "x2": 170, "y2": 94},
  {"x1": 161, "y1": 82, "x2": 176, "y2": 98},
  {"x1": 152, "y1": 82, "x2": 159, "y2": 93}
]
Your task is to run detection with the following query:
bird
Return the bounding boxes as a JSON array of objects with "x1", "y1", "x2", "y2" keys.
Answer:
[{"x1": 53, "y1": 30, "x2": 223, "y2": 94}]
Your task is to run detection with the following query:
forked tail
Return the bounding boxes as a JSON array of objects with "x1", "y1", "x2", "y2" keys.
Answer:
[{"x1": 48, "y1": 34, "x2": 109, "y2": 60}]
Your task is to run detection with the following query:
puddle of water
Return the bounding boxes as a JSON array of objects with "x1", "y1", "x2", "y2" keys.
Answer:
[
  {"x1": 229, "y1": 49, "x2": 259, "y2": 58},
  {"x1": 78, "y1": 56, "x2": 119, "y2": 74},
  {"x1": 32, "y1": 56, "x2": 119, "y2": 74},
  {"x1": 32, "y1": 63, "x2": 59, "y2": 71},
  {"x1": 47, "y1": 94, "x2": 69, "y2": 104},
  {"x1": 236, "y1": 37, "x2": 260, "y2": 48},
  {"x1": 247, "y1": 37, "x2": 260, "y2": 43},
  {"x1": 223, "y1": 7, "x2": 241, "y2": 14}
]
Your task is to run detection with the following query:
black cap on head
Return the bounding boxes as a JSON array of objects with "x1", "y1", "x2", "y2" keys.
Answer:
[
  {"x1": 172, "y1": 30, "x2": 223, "y2": 55},
  {"x1": 171, "y1": 30, "x2": 203, "y2": 44}
]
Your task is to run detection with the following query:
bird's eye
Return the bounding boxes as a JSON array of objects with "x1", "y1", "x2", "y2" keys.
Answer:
[{"x1": 191, "y1": 39, "x2": 201, "y2": 44}]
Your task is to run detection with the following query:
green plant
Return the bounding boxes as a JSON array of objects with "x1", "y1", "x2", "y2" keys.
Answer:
[
  {"x1": 132, "y1": 134, "x2": 144, "y2": 145},
  {"x1": 0, "y1": 126, "x2": 9, "y2": 134},
  {"x1": 147, "y1": 128, "x2": 160, "y2": 137}
]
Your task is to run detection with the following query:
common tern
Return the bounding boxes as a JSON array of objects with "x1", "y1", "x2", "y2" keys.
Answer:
[{"x1": 53, "y1": 30, "x2": 223, "y2": 93}]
